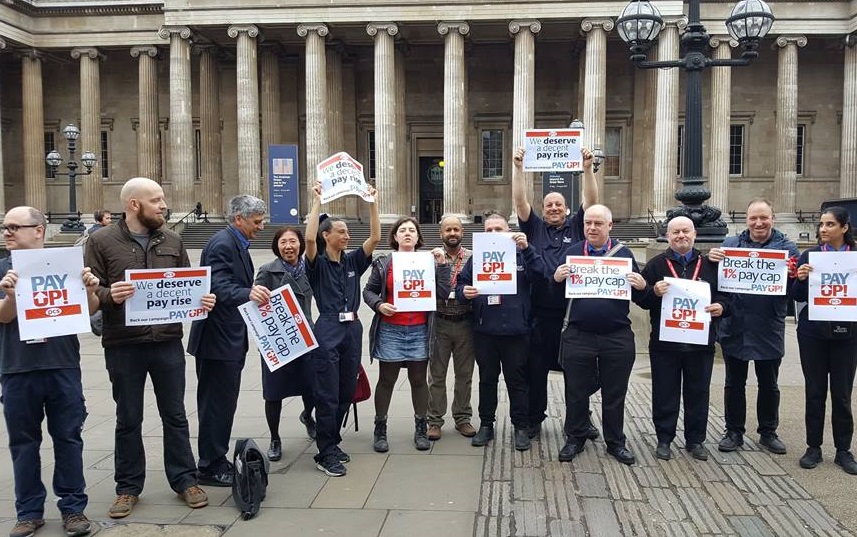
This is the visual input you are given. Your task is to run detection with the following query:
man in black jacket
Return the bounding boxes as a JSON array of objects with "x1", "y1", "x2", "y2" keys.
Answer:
[{"x1": 638, "y1": 216, "x2": 729, "y2": 461}]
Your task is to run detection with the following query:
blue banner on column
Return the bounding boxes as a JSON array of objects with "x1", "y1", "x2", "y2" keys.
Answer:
[{"x1": 268, "y1": 144, "x2": 300, "y2": 224}]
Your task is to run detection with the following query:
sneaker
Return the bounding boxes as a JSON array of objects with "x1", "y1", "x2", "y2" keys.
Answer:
[
  {"x1": 799, "y1": 447, "x2": 823, "y2": 469},
  {"x1": 718, "y1": 430, "x2": 743, "y2": 452},
  {"x1": 108, "y1": 494, "x2": 139, "y2": 519},
  {"x1": 835, "y1": 450, "x2": 857, "y2": 475},
  {"x1": 333, "y1": 445, "x2": 351, "y2": 464},
  {"x1": 9, "y1": 519, "x2": 44, "y2": 537},
  {"x1": 61, "y1": 513, "x2": 91, "y2": 537},
  {"x1": 179, "y1": 485, "x2": 209, "y2": 508},
  {"x1": 316, "y1": 455, "x2": 347, "y2": 477},
  {"x1": 299, "y1": 409, "x2": 317, "y2": 439},
  {"x1": 427, "y1": 424, "x2": 442, "y2": 440},
  {"x1": 759, "y1": 434, "x2": 787, "y2": 455},
  {"x1": 455, "y1": 422, "x2": 477, "y2": 438}
]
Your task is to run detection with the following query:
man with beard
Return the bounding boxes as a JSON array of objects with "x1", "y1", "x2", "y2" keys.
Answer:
[
  {"x1": 86, "y1": 177, "x2": 215, "y2": 519},
  {"x1": 512, "y1": 146, "x2": 600, "y2": 440},
  {"x1": 426, "y1": 216, "x2": 477, "y2": 440},
  {"x1": 189, "y1": 195, "x2": 268, "y2": 487}
]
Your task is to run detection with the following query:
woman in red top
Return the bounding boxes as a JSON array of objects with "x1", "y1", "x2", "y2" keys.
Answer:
[{"x1": 363, "y1": 217, "x2": 450, "y2": 452}]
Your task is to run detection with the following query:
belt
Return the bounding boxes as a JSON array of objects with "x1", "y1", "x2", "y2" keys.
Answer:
[{"x1": 435, "y1": 312, "x2": 470, "y2": 322}]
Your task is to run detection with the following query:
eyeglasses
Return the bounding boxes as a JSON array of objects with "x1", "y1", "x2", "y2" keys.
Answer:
[{"x1": 1, "y1": 224, "x2": 41, "y2": 233}]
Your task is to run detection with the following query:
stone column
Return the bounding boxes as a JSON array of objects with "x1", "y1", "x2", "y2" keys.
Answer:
[
  {"x1": 0, "y1": 37, "x2": 6, "y2": 215},
  {"x1": 131, "y1": 46, "x2": 160, "y2": 182},
  {"x1": 297, "y1": 24, "x2": 329, "y2": 211},
  {"x1": 651, "y1": 19, "x2": 684, "y2": 216},
  {"x1": 396, "y1": 44, "x2": 410, "y2": 218},
  {"x1": 22, "y1": 51, "x2": 46, "y2": 209},
  {"x1": 197, "y1": 45, "x2": 223, "y2": 217},
  {"x1": 773, "y1": 36, "x2": 806, "y2": 219},
  {"x1": 841, "y1": 39, "x2": 857, "y2": 197},
  {"x1": 158, "y1": 25, "x2": 194, "y2": 214},
  {"x1": 228, "y1": 25, "x2": 261, "y2": 199},
  {"x1": 509, "y1": 19, "x2": 541, "y2": 207},
  {"x1": 581, "y1": 18, "x2": 613, "y2": 197},
  {"x1": 708, "y1": 37, "x2": 737, "y2": 212},
  {"x1": 260, "y1": 44, "x2": 281, "y2": 208},
  {"x1": 630, "y1": 64, "x2": 657, "y2": 220},
  {"x1": 366, "y1": 23, "x2": 399, "y2": 222},
  {"x1": 438, "y1": 21, "x2": 469, "y2": 222},
  {"x1": 71, "y1": 47, "x2": 103, "y2": 213},
  {"x1": 326, "y1": 45, "x2": 347, "y2": 217}
]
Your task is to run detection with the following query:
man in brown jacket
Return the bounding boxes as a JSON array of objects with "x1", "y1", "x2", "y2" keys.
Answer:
[{"x1": 86, "y1": 177, "x2": 215, "y2": 519}]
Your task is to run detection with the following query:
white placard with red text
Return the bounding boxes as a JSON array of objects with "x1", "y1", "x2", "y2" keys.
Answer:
[
  {"x1": 522, "y1": 129, "x2": 583, "y2": 173},
  {"x1": 807, "y1": 251, "x2": 857, "y2": 321},
  {"x1": 317, "y1": 152, "x2": 375, "y2": 204},
  {"x1": 659, "y1": 276, "x2": 712, "y2": 345},
  {"x1": 564, "y1": 255, "x2": 632, "y2": 300},
  {"x1": 124, "y1": 267, "x2": 211, "y2": 326},
  {"x1": 472, "y1": 232, "x2": 517, "y2": 295},
  {"x1": 391, "y1": 251, "x2": 436, "y2": 312},
  {"x1": 10, "y1": 246, "x2": 90, "y2": 341},
  {"x1": 240, "y1": 284, "x2": 319, "y2": 372},
  {"x1": 717, "y1": 247, "x2": 789, "y2": 295}
]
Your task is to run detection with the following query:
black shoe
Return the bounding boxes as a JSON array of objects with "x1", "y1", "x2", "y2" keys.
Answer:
[
  {"x1": 414, "y1": 416, "x2": 431, "y2": 451},
  {"x1": 514, "y1": 428, "x2": 531, "y2": 451},
  {"x1": 687, "y1": 443, "x2": 710, "y2": 461},
  {"x1": 558, "y1": 439, "x2": 585, "y2": 462},
  {"x1": 333, "y1": 445, "x2": 351, "y2": 464},
  {"x1": 607, "y1": 445, "x2": 636, "y2": 465},
  {"x1": 197, "y1": 469, "x2": 233, "y2": 487},
  {"x1": 835, "y1": 450, "x2": 857, "y2": 475},
  {"x1": 799, "y1": 447, "x2": 822, "y2": 469},
  {"x1": 526, "y1": 423, "x2": 541, "y2": 439},
  {"x1": 373, "y1": 417, "x2": 389, "y2": 453},
  {"x1": 300, "y1": 409, "x2": 317, "y2": 440},
  {"x1": 471, "y1": 425, "x2": 495, "y2": 447},
  {"x1": 718, "y1": 431, "x2": 743, "y2": 452},
  {"x1": 655, "y1": 442, "x2": 672, "y2": 460},
  {"x1": 267, "y1": 439, "x2": 282, "y2": 461},
  {"x1": 315, "y1": 454, "x2": 346, "y2": 477},
  {"x1": 586, "y1": 411, "x2": 600, "y2": 440},
  {"x1": 759, "y1": 434, "x2": 787, "y2": 455}
]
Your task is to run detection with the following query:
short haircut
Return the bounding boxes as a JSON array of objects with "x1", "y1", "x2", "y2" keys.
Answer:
[
  {"x1": 483, "y1": 211, "x2": 508, "y2": 226},
  {"x1": 226, "y1": 195, "x2": 266, "y2": 223},
  {"x1": 271, "y1": 226, "x2": 306, "y2": 258},
  {"x1": 746, "y1": 197, "x2": 774, "y2": 211},
  {"x1": 389, "y1": 216, "x2": 424, "y2": 250},
  {"x1": 27, "y1": 207, "x2": 47, "y2": 227},
  {"x1": 94, "y1": 209, "x2": 110, "y2": 223}
]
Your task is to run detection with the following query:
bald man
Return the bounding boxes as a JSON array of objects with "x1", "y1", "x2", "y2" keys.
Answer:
[
  {"x1": 86, "y1": 177, "x2": 215, "y2": 518},
  {"x1": 638, "y1": 216, "x2": 729, "y2": 462}
]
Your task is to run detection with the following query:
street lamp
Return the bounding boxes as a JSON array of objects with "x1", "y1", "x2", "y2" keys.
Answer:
[
  {"x1": 45, "y1": 123, "x2": 97, "y2": 232},
  {"x1": 616, "y1": 0, "x2": 775, "y2": 240}
]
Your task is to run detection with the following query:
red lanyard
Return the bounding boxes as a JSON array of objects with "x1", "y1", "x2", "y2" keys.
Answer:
[
  {"x1": 665, "y1": 257, "x2": 702, "y2": 281},
  {"x1": 449, "y1": 250, "x2": 465, "y2": 288},
  {"x1": 583, "y1": 239, "x2": 612, "y2": 256}
]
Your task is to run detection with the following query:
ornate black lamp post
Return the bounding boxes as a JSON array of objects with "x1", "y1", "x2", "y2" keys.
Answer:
[
  {"x1": 45, "y1": 123, "x2": 97, "y2": 232},
  {"x1": 616, "y1": 0, "x2": 775, "y2": 240}
]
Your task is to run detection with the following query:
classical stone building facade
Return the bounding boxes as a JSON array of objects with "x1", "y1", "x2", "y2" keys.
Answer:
[{"x1": 0, "y1": 0, "x2": 855, "y2": 224}]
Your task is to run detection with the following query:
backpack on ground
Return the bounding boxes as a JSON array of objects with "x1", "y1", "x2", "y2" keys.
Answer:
[
  {"x1": 342, "y1": 364, "x2": 371, "y2": 432},
  {"x1": 232, "y1": 438, "x2": 269, "y2": 520}
]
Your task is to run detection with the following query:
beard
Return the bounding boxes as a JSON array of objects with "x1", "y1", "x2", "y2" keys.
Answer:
[
  {"x1": 443, "y1": 235, "x2": 461, "y2": 248},
  {"x1": 139, "y1": 209, "x2": 164, "y2": 231}
]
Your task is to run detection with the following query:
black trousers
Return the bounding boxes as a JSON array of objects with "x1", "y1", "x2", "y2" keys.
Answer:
[
  {"x1": 562, "y1": 325, "x2": 635, "y2": 450},
  {"x1": 723, "y1": 355, "x2": 781, "y2": 436},
  {"x1": 649, "y1": 348, "x2": 714, "y2": 445},
  {"x1": 473, "y1": 332, "x2": 529, "y2": 428},
  {"x1": 797, "y1": 333, "x2": 857, "y2": 450},
  {"x1": 106, "y1": 340, "x2": 198, "y2": 494},
  {"x1": 196, "y1": 356, "x2": 245, "y2": 474}
]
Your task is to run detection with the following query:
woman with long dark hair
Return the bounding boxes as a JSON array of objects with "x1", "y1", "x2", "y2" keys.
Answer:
[
  {"x1": 254, "y1": 226, "x2": 316, "y2": 462},
  {"x1": 793, "y1": 206, "x2": 857, "y2": 475},
  {"x1": 362, "y1": 217, "x2": 450, "y2": 452}
]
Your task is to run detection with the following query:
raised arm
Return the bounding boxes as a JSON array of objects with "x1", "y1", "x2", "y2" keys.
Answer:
[
  {"x1": 362, "y1": 185, "x2": 381, "y2": 257},
  {"x1": 512, "y1": 147, "x2": 533, "y2": 223},
  {"x1": 304, "y1": 181, "x2": 322, "y2": 264},
  {"x1": 581, "y1": 147, "x2": 598, "y2": 210}
]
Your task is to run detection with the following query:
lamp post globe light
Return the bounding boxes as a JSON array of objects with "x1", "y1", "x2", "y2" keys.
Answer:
[
  {"x1": 45, "y1": 123, "x2": 97, "y2": 232},
  {"x1": 616, "y1": 0, "x2": 775, "y2": 241}
]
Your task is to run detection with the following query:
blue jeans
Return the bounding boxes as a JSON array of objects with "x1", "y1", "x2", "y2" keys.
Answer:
[{"x1": 1, "y1": 368, "x2": 88, "y2": 520}]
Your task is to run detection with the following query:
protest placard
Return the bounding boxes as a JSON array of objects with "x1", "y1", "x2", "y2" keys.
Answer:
[
  {"x1": 472, "y1": 232, "x2": 517, "y2": 295},
  {"x1": 659, "y1": 277, "x2": 712, "y2": 345},
  {"x1": 10, "y1": 246, "x2": 90, "y2": 340},
  {"x1": 240, "y1": 284, "x2": 318, "y2": 373},
  {"x1": 807, "y1": 251, "x2": 857, "y2": 321},
  {"x1": 391, "y1": 251, "x2": 437, "y2": 312},
  {"x1": 124, "y1": 267, "x2": 211, "y2": 326},
  {"x1": 317, "y1": 152, "x2": 375, "y2": 204},
  {"x1": 717, "y1": 247, "x2": 789, "y2": 295},
  {"x1": 522, "y1": 129, "x2": 583, "y2": 173},
  {"x1": 564, "y1": 255, "x2": 632, "y2": 300}
]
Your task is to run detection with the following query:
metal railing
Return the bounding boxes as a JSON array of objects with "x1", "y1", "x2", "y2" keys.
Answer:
[{"x1": 170, "y1": 203, "x2": 209, "y2": 230}]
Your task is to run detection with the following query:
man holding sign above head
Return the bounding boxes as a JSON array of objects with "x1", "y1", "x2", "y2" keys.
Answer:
[
  {"x1": 708, "y1": 198, "x2": 799, "y2": 455},
  {"x1": 513, "y1": 145, "x2": 600, "y2": 440},
  {"x1": 456, "y1": 212, "x2": 546, "y2": 452},
  {"x1": 363, "y1": 217, "x2": 450, "y2": 452},
  {"x1": 552, "y1": 204, "x2": 647, "y2": 465},
  {"x1": 305, "y1": 179, "x2": 380, "y2": 477},
  {"x1": 86, "y1": 178, "x2": 214, "y2": 518},
  {"x1": 638, "y1": 216, "x2": 729, "y2": 462},
  {"x1": 0, "y1": 207, "x2": 97, "y2": 537},
  {"x1": 188, "y1": 194, "x2": 267, "y2": 488}
]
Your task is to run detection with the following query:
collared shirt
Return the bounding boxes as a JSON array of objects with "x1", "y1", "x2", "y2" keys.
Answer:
[
  {"x1": 673, "y1": 250, "x2": 693, "y2": 264},
  {"x1": 586, "y1": 239, "x2": 612, "y2": 256},
  {"x1": 229, "y1": 225, "x2": 250, "y2": 250},
  {"x1": 307, "y1": 248, "x2": 372, "y2": 316},
  {"x1": 437, "y1": 246, "x2": 472, "y2": 315}
]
